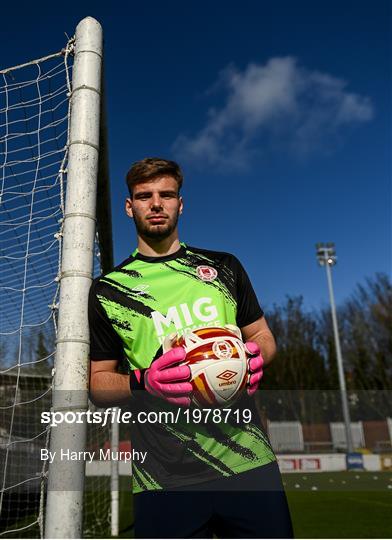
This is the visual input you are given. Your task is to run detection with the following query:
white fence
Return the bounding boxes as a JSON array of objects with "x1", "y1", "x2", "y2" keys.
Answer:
[{"x1": 266, "y1": 420, "x2": 391, "y2": 453}]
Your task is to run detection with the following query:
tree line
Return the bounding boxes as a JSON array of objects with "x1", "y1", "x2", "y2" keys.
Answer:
[{"x1": 261, "y1": 272, "x2": 391, "y2": 422}]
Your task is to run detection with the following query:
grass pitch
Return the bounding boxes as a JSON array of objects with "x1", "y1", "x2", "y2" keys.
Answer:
[
  {"x1": 113, "y1": 471, "x2": 392, "y2": 539},
  {"x1": 284, "y1": 471, "x2": 392, "y2": 538},
  {"x1": 1, "y1": 472, "x2": 391, "y2": 538},
  {"x1": 114, "y1": 472, "x2": 392, "y2": 539}
]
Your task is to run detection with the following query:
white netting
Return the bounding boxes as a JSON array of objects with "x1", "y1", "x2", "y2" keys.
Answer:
[{"x1": 0, "y1": 40, "x2": 113, "y2": 538}]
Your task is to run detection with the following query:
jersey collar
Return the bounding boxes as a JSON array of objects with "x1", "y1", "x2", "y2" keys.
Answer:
[{"x1": 131, "y1": 242, "x2": 187, "y2": 263}]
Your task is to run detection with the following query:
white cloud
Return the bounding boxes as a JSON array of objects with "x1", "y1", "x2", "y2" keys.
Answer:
[{"x1": 172, "y1": 57, "x2": 373, "y2": 170}]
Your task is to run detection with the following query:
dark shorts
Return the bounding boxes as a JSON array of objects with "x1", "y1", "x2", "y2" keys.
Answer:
[{"x1": 134, "y1": 461, "x2": 294, "y2": 538}]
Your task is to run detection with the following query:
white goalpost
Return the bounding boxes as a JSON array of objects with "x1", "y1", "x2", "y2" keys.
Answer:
[
  {"x1": 0, "y1": 16, "x2": 118, "y2": 539},
  {"x1": 44, "y1": 16, "x2": 103, "y2": 539}
]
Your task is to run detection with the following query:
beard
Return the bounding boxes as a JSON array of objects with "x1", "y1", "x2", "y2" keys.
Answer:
[{"x1": 132, "y1": 209, "x2": 180, "y2": 240}]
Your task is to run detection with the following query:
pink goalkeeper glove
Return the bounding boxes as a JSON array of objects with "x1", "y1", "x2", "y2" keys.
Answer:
[
  {"x1": 245, "y1": 342, "x2": 264, "y2": 396},
  {"x1": 140, "y1": 347, "x2": 192, "y2": 407}
]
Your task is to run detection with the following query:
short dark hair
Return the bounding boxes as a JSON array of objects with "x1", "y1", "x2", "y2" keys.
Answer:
[{"x1": 125, "y1": 157, "x2": 183, "y2": 197}]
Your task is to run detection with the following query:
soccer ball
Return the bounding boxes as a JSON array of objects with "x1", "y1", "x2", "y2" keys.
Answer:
[{"x1": 164, "y1": 325, "x2": 249, "y2": 407}]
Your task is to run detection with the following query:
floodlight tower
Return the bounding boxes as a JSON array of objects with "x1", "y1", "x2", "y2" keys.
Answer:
[{"x1": 316, "y1": 242, "x2": 354, "y2": 453}]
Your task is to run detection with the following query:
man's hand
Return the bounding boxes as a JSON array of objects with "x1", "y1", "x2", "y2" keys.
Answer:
[
  {"x1": 144, "y1": 347, "x2": 192, "y2": 407},
  {"x1": 245, "y1": 341, "x2": 264, "y2": 396}
]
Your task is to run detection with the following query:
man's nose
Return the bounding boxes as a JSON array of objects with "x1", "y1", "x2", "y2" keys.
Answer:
[{"x1": 150, "y1": 194, "x2": 163, "y2": 210}]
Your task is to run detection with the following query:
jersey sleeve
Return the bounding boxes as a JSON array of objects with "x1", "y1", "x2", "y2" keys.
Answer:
[
  {"x1": 233, "y1": 256, "x2": 264, "y2": 328},
  {"x1": 88, "y1": 279, "x2": 124, "y2": 360}
]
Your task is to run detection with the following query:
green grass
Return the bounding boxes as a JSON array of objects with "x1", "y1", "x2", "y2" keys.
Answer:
[
  {"x1": 2, "y1": 472, "x2": 391, "y2": 538},
  {"x1": 284, "y1": 472, "x2": 392, "y2": 538},
  {"x1": 113, "y1": 472, "x2": 392, "y2": 539}
]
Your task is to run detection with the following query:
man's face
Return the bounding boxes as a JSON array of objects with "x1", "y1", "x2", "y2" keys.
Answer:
[{"x1": 125, "y1": 176, "x2": 183, "y2": 240}]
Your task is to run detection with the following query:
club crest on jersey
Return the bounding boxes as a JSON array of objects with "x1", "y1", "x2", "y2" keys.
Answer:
[{"x1": 196, "y1": 265, "x2": 218, "y2": 282}]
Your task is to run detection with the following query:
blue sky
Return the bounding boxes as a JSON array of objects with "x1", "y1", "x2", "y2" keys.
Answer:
[{"x1": 1, "y1": 0, "x2": 390, "y2": 313}]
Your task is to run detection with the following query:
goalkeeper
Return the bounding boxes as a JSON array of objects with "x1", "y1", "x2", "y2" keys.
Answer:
[{"x1": 89, "y1": 157, "x2": 293, "y2": 538}]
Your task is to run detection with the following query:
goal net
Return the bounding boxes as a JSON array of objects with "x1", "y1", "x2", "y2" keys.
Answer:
[{"x1": 0, "y1": 18, "x2": 115, "y2": 538}]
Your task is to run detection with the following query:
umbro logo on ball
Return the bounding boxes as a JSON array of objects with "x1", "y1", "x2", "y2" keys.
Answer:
[{"x1": 216, "y1": 369, "x2": 237, "y2": 381}]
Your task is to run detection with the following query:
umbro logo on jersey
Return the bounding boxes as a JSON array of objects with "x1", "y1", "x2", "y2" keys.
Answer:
[
  {"x1": 131, "y1": 284, "x2": 150, "y2": 296},
  {"x1": 196, "y1": 265, "x2": 218, "y2": 282}
]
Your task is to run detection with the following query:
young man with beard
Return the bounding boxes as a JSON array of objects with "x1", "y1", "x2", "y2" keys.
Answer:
[{"x1": 89, "y1": 157, "x2": 293, "y2": 538}]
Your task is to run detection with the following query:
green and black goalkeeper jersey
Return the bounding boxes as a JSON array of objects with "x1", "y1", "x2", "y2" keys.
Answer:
[{"x1": 88, "y1": 243, "x2": 275, "y2": 492}]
